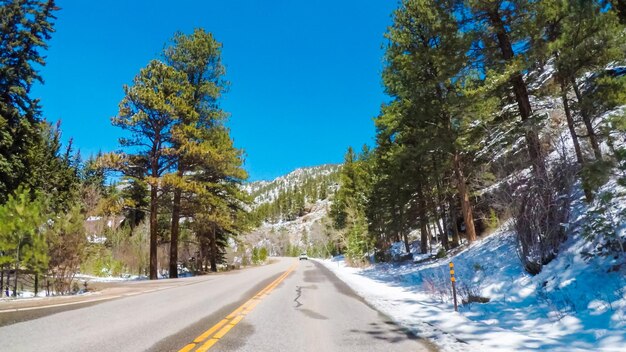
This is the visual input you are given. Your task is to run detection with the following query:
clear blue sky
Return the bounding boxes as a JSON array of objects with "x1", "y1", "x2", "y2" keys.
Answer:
[{"x1": 31, "y1": 0, "x2": 396, "y2": 181}]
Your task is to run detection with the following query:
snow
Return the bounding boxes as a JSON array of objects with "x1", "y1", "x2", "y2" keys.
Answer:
[
  {"x1": 319, "y1": 208, "x2": 626, "y2": 351},
  {"x1": 243, "y1": 164, "x2": 340, "y2": 205},
  {"x1": 74, "y1": 273, "x2": 146, "y2": 282}
]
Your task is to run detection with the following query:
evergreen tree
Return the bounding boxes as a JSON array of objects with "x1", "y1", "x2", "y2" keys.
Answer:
[
  {"x1": 0, "y1": 187, "x2": 46, "y2": 296},
  {"x1": 110, "y1": 60, "x2": 195, "y2": 280},
  {"x1": 538, "y1": 0, "x2": 625, "y2": 199},
  {"x1": 374, "y1": 0, "x2": 493, "y2": 253},
  {"x1": 0, "y1": 0, "x2": 58, "y2": 201},
  {"x1": 467, "y1": 0, "x2": 547, "y2": 177},
  {"x1": 330, "y1": 147, "x2": 373, "y2": 264},
  {"x1": 162, "y1": 29, "x2": 227, "y2": 278},
  {"x1": 28, "y1": 121, "x2": 81, "y2": 213},
  {"x1": 185, "y1": 125, "x2": 248, "y2": 272}
]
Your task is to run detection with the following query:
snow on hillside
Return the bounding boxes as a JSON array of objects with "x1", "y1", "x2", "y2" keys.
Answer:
[
  {"x1": 243, "y1": 164, "x2": 340, "y2": 205},
  {"x1": 319, "y1": 183, "x2": 626, "y2": 352},
  {"x1": 245, "y1": 199, "x2": 331, "y2": 254}
]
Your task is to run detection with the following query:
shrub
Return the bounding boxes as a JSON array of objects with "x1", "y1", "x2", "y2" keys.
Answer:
[
  {"x1": 582, "y1": 190, "x2": 626, "y2": 257},
  {"x1": 514, "y1": 161, "x2": 575, "y2": 275}
]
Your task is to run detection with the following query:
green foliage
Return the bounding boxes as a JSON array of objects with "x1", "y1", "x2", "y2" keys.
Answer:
[
  {"x1": 0, "y1": 187, "x2": 47, "y2": 274},
  {"x1": 250, "y1": 165, "x2": 340, "y2": 225},
  {"x1": 0, "y1": 0, "x2": 58, "y2": 202},
  {"x1": 28, "y1": 122, "x2": 81, "y2": 214},
  {"x1": 328, "y1": 147, "x2": 376, "y2": 265},
  {"x1": 581, "y1": 160, "x2": 614, "y2": 192},
  {"x1": 436, "y1": 247, "x2": 447, "y2": 259},
  {"x1": 259, "y1": 247, "x2": 268, "y2": 262},
  {"x1": 344, "y1": 214, "x2": 372, "y2": 266},
  {"x1": 582, "y1": 191, "x2": 626, "y2": 257},
  {"x1": 251, "y1": 246, "x2": 269, "y2": 265},
  {"x1": 81, "y1": 244, "x2": 125, "y2": 277},
  {"x1": 488, "y1": 209, "x2": 500, "y2": 230},
  {"x1": 251, "y1": 247, "x2": 259, "y2": 264}
]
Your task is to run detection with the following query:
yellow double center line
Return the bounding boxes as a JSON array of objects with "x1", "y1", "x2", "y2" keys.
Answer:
[{"x1": 178, "y1": 263, "x2": 298, "y2": 352}]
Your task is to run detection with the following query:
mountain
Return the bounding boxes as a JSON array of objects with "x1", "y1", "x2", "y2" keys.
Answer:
[
  {"x1": 229, "y1": 164, "x2": 342, "y2": 264},
  {"x1": 243, "y1": 164, "x2": 341, "y2": 205}
]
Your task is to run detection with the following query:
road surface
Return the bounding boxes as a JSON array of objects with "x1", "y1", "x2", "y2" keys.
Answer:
[{"x1": 0, "y1": 258, "x2": 436, "y2": 351}]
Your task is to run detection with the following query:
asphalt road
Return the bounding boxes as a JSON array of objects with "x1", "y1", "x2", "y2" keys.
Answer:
[{"x1": 0, "y1": 258, "x2": 436, "y2": 352}]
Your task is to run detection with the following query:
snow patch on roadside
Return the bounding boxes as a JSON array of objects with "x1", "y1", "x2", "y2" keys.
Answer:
[{"x1": 318, "y1": 216, "x2": 626, "y2": 351}]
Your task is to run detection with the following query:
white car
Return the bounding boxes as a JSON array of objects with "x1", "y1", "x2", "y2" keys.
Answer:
[{"x1": 299, "y1": 253, "x2": 308, "y2": 260}]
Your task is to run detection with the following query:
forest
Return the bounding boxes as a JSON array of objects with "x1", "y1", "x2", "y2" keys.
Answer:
[
  {"x1": 0, "y1": 0, "x2": 249, "y2": 297},
  {"x1": 329, "y1": 0, "x2": 626, "y2": 273},
  {"x1": 2, "y1": 0, "x2": 626, "y2": 300}
]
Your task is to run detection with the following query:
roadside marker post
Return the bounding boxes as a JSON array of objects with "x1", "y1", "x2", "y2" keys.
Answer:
[{"x1": 449, "y1": 262, "x2": 458, "y2": 312}]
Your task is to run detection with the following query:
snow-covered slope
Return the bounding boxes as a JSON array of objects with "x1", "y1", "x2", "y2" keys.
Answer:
[
  {"x1": 319, "y1": 179, "x2": 626, "y2": 352},
  {"x1": 243, "y1": 164, "x2": 340, "y2": 205},
  {"x1": 245, "y1": 198, "x2": 332, "y2": 255},
  {"x1": 236, "y1": 164, "x2": 341, "y2": 259}
]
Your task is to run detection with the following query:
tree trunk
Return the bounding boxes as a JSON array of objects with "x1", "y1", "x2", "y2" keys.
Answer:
[
  {"x1": 402, "y1": 230, "x2": 410, "y2": 255},
  {"x1": 561, "y1": 82, "x2": 585, "y2": 166},
  {"x1": 0, "y1": 267, "x2": 3, "y2": 298},
  {"x1": 399, "y1": 203, "x2": 410, "y2": 254},
  {"x1": 6, "y1": 270, "x2": 10, "y2": 297},
  {"x1": 417, "y1": 184, "x2": 429, "y2": 254},
  {"x1": 453, "y1": 151, "x2": 477, "y2": 243},
  {"x1": 434, "y1": 215, "x2": 445, "y2": 247},
  {"x1": 560, "y1": 80, "x2": 593, "y2": 201},
  {"x1": 34, "y1": 273, "x2": 39, "y2": 297},
  {"x1": 149, "y1": 183, "x2": 159, "y2": 280},
  {"x1": 426, "y1": 224, "x2": 433, "y2": 254},
  {"x1": 210, "y1": 224, "x2": 218, "y2": 272},
  {"x1": 571, "y1": 78, "x2": 603, "y2": 160},
  {"x1": 13, "y1": 263, "x2": 19, "y2": 297},
  {"x1": 169, "y1": 169, "x2": 183, "y2": 279},
  {"x1": 436, "y1": 179, "x2": 449, "y2": 250},
  {"x1": 449, "y1": 196, "x2": 461, "y2": 248},
  {"x1": 487, "y1": 9, "x2": 546, "y2": 177}
]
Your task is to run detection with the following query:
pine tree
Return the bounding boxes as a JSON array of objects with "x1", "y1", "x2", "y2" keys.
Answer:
[
  {"x1": 539, "y1": 0, "x2": 625, "y2": 199},
  {"x1": 0, "y1": 0, "x2": 58, "y2": 201},
  {"x1": 0, "y1": 187, "x2": 46, "y2": 296},
  {"x1": 162, "y1": 29, "x2": 227, "y2": 278},
  {"x1": 28, "y1": 121, "x2": 81, "y2": 213},
  {"x1": 330, "y1": 147, "x2": 373, "y2": 264},
  {"x1": 110, "y1": 60, "x2": 195, "y2": 280},
  {"x1": 185, "y1": 125, "x2": 248, "y2": 272},
  {"x1": 467, "y1": 0, "x2": 547, "y2": 177},
  {"x1": 377, "y1": 0, "x2": 492, "y2": 251}
]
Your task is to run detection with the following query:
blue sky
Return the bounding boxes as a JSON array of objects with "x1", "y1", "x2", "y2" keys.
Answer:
[{"x1": 31, "y1": 0, "x2": 397, "y2": 181}]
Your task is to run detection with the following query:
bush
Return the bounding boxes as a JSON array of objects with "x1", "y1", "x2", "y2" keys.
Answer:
[
  {"x1": 581, "y1": 159, "x2": 613, "y2": 193},
  {"x1": 582, "y1": 191, "x2": 626, "y2": 257},
  {"x1": 251, "y1": 247, "x2": 269, "y2": 265},
  {"x1": 259, "y1": 247, "x2": 268, "y2": 261},
  {"x1": 345, "y1": 218, "x2": 372, "y2": 266},
  {"x1": 514, "y1": 161, "x2": 575, "y2": 275},
  {"x1": 487, "y1": 208, "x2": 499, "y2": 229},
  {"x1": 436, "y1": 247, "x2": 447, "y2": 259},
  {"x1": 81, "y1": 244, "x2": 125, "y2": 277}
]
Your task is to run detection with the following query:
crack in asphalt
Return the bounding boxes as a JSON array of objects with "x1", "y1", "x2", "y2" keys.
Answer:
[{"x1": 294, "y1": 286, "x2": 303, "y2": 308}]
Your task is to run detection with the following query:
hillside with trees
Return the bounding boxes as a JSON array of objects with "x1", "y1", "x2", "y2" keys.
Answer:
[
  {"x1": 328, "y1": 0, "x2": 626, "y2": 272},
  {"x1": 1, "y1": 1, "x2": 626, "y2": 321},
  {"x1": 240, "y1": 165, "x2": 341, "y2": 260}
]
